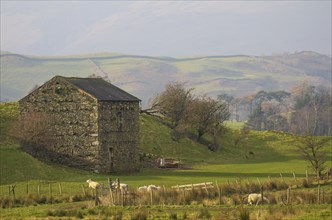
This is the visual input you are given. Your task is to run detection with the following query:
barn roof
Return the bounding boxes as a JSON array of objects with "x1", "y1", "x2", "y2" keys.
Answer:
[{"x1": 63, "y1": 76, "x2": 140, "y2": 101}]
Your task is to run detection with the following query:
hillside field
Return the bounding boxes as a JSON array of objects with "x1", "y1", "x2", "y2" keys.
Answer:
[{"x1": 0, "y1": 102, "x2": 331, "y2": 219}]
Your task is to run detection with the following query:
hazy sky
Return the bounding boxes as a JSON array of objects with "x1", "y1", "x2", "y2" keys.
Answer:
[{"x1": 1, "y1": 1, "x2": 331, "y2": 56}]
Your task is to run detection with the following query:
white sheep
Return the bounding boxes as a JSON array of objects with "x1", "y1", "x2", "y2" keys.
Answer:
[
  {"x1": 112, "y1": 182, "x2": 129, "y2": 192},
  {"x1": 147, "y1": 185, "x2": 161, "y2": 191},
  {"x1": 138, "y1": 185, "x2": 148, "y2": 192},
  {"x1": 86, "y1": 179, "x2": 100, "y2": 189},
  {"x1": 247, "y1": 193, "x2": 269, "y2": 205}
]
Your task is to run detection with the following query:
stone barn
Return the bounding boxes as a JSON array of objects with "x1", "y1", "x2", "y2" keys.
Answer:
[{"x1": 19, "y1": 75, "x2": 140, "y2": 173}]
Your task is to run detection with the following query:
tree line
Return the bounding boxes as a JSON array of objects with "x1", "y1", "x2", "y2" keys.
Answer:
[{"x1": 218, "y1": 82, "x2": 331, "y2": 136}]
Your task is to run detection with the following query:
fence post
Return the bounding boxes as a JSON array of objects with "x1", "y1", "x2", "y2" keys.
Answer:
[
  {"x1": 317, "y1": 185, "x2": 320, "y2": 204},
  {"x1": 8, "y1": 185, "x2": 11, "y2": 196},
  {"x1": 150, "y1": 189, "x2": 153, "y2": 205},
  {"x1": 95, "y1": 188, "x2": 100, "y2": 206},
  {"x1": 38, "y1": 184, "x2": 40, "y2": 195},
  {"x1": 280, "y1": 173, "x2": 285, "y2": 183},
  {"x1": 287, "y1": 187, "x2": 291, "y2": 205},
  {"x1": 204, "y1": 182, "x2": 208, "y2": 194},
  {"x1": 306, "y1": 170, "x2": 309, "y2": 182},
  {"x1": 26, "y1": 183, "x2": 29, "y2": 195},
  {"x1": 260, "y1": 186, "x2": 264, "y2": 205},
  {"x1": 257, "y1": 177, "x2": 261, "y2": 186},
  {"x1": 49, "y1": 183, "x2": 52, "y2": 196},
  {"x1": 82, "y1": 184, "x2": 86, "y2": 196},
  {"x1": 58, "y1": 183, "x2": 62, "y2": 195},
  {"x1": 216, "y1": 181, "x2": 221, "y2": 205}
]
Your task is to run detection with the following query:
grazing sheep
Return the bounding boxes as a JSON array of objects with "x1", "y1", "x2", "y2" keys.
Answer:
[
  {"x1": 147, "y1": 185, "x2": 161, "y2": 191},
  {"x1": 247, "y1": 193, "x2": 269, "y2": 205},
  {"x1": 86, "y1": 179, "x2": 100, "y2": 189},
  {"x1": 138, "y1": 185, "x2": 148, "y2": 192},
  {"x1": 112, "y1": 182, "x2": 129, "y2": 192}
]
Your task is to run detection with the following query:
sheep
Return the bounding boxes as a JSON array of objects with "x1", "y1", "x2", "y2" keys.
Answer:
[
  {"x1": 137, "y1": 185, "x2": 160, "y2": 192},
  {"x1": 247, "y1": 193, "x2": 270, "y2": 205},
  {"x1": 147, "y1": 185, "x2": 161, "y2": 191},
  {"x1": 86, "y1": 179, "x2": 100, "y2": 189},
  {"x1": 138, "y1": 185, "x2": 148, "y2": 192},
  {"x1": 112, "y1": 182, "x2": 129, "y2": 192}
]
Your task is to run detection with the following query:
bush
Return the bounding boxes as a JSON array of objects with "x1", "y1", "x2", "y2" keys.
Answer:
[
  {"x1": 238, "y1": 207, "x2": 250, "y2": 220},
  {"x1": 131, "y1": 209, "x2": 148, "y2": 220},
  {"x1": 169, "y1": 212, "x2": 177, "y2": 220},
  {"x1": 197, "y1": 208, "x2": 211, "y2": 219}
]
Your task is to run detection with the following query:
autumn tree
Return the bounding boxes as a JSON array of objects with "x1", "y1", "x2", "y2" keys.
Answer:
[
  {"x1": 150, "y1": 81, "x2": 193, "y2": 127},
  {"x1": 290, "y1": 82, "x2": 331, "y2": 136},
  {"x1": 185, "y1": 96, "x2": 230, "y2": 149}
]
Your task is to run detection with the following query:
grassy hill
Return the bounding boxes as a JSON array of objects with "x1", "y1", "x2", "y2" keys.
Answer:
[
  {"x1": 1, "y1": 102, "x2": 331, "y2": 190},
  {"x1": 1, "y1": 51, "x2": 331, "y2": 107}
]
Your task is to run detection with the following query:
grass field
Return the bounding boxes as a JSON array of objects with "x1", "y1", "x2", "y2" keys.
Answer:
[{"x1": 0, "y1": 102, "x2": 331, "y2": 219}]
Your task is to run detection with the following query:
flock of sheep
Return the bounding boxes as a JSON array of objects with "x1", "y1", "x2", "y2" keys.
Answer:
[{"x1": 86, "y1": 179, "x2": 269, "y2": 205}]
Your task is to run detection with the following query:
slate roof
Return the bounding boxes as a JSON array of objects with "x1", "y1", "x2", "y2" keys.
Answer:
[{"x1": 63, "y1": 76, "x2": 140, "y2": 102}]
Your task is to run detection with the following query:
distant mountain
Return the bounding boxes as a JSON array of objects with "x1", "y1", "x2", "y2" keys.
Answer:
[{"x1": 1, "y1": 51, "x2": 331, "y2": 107}]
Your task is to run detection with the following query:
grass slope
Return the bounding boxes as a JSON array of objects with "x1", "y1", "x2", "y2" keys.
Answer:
[{"x1": 0, "y1": 102, "x2": 331, "y2": 191}]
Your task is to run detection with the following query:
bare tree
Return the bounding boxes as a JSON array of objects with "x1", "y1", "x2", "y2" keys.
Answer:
[
  {"x1": 10, "y1": 111, "x2": 54, "y2": 147},
  {"x1": 297, "y1": 135, "x2": 329, "y2": 178}
]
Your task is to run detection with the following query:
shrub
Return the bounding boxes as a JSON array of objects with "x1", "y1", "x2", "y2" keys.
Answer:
[
  {"x1": 131, "y1": 209, "x2": 148, "y2": 220},
  {"x1": 197, "y1": 208, "x2": 211, "y2": 219},
  {"x1": 169, "y1": 212, "x2": 177, "y2": 220},
  {"x1": 238, "y1": 207, "x2": 250, "y2": 220}
]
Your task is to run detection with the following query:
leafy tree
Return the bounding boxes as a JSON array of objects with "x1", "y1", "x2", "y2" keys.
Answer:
[
  {"x1": 150, "y1": 81, "x2": 193, "y2": 127},
  {"x1": 185, "y1": 96, "x2": 230, "y2": 146}
]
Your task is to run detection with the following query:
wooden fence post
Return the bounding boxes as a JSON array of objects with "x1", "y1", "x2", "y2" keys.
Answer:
[
  {"x1": 317, "y1": 185, "x2": 320, "y2": 204},
  {"x1": 287, "y1": 187, "x2": 291, "y2": 205},
  {"x1": 204, "y1": 182, "x2": 209, "y2": 194},
  {"x1": 58, "y1": 183, "x2": 62, "y2": 195},
  {"x1": 257, "y1": 177, "x2": 261, "y2": 186},
  {"x1": 260, "y1": 186, "x2": 264, "y2": 205},
  {"x1": 82, "y1": 184, "x2": 86, "y2": 196},
  {"x1": 306, "y1": 170, "x2": 309, "y2": 182},
  {"x1": 95, "y1": 188, "x2": 100, "y2": 206},
  {"x1": 216, "y1": 182, "x2": 221, "y2": 205},
  {"x1": 37, "y1": 184, "x2": 40, "y2": 195},
  {"x1": 49, "y1": 183, "x2": 52, "y2": 196},
  {"x1": 150, "y1": 189, "x2": 153, "y2": 205},
  {"x1": 26, "y1": 183, "x2": 29, "y2": 195},
  {"x1": 280, "y1": 173, "x2": 285, "y2": 183}
]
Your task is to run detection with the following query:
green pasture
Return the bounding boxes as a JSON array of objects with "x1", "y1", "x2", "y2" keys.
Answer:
[{"x1": 1, "y1": 102, "x2": 331, "y2": 195}]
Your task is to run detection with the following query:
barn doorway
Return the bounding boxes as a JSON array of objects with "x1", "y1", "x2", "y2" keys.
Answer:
[{"x1": 108, "y1": 147, "x2": 114, "y2": 173}]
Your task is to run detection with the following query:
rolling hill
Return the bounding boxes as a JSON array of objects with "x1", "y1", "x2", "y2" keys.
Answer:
[{"x1": 1, "y1": 51, "x2": 331, "y2": 107}]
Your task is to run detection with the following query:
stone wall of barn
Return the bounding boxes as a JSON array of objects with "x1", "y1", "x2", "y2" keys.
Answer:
[
  {"x1": 98, "y1": 101, "x2": 140, "y2": 173},
  {"x1": 19, "y1": 76, "x2": 100, "y2": 171}
]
